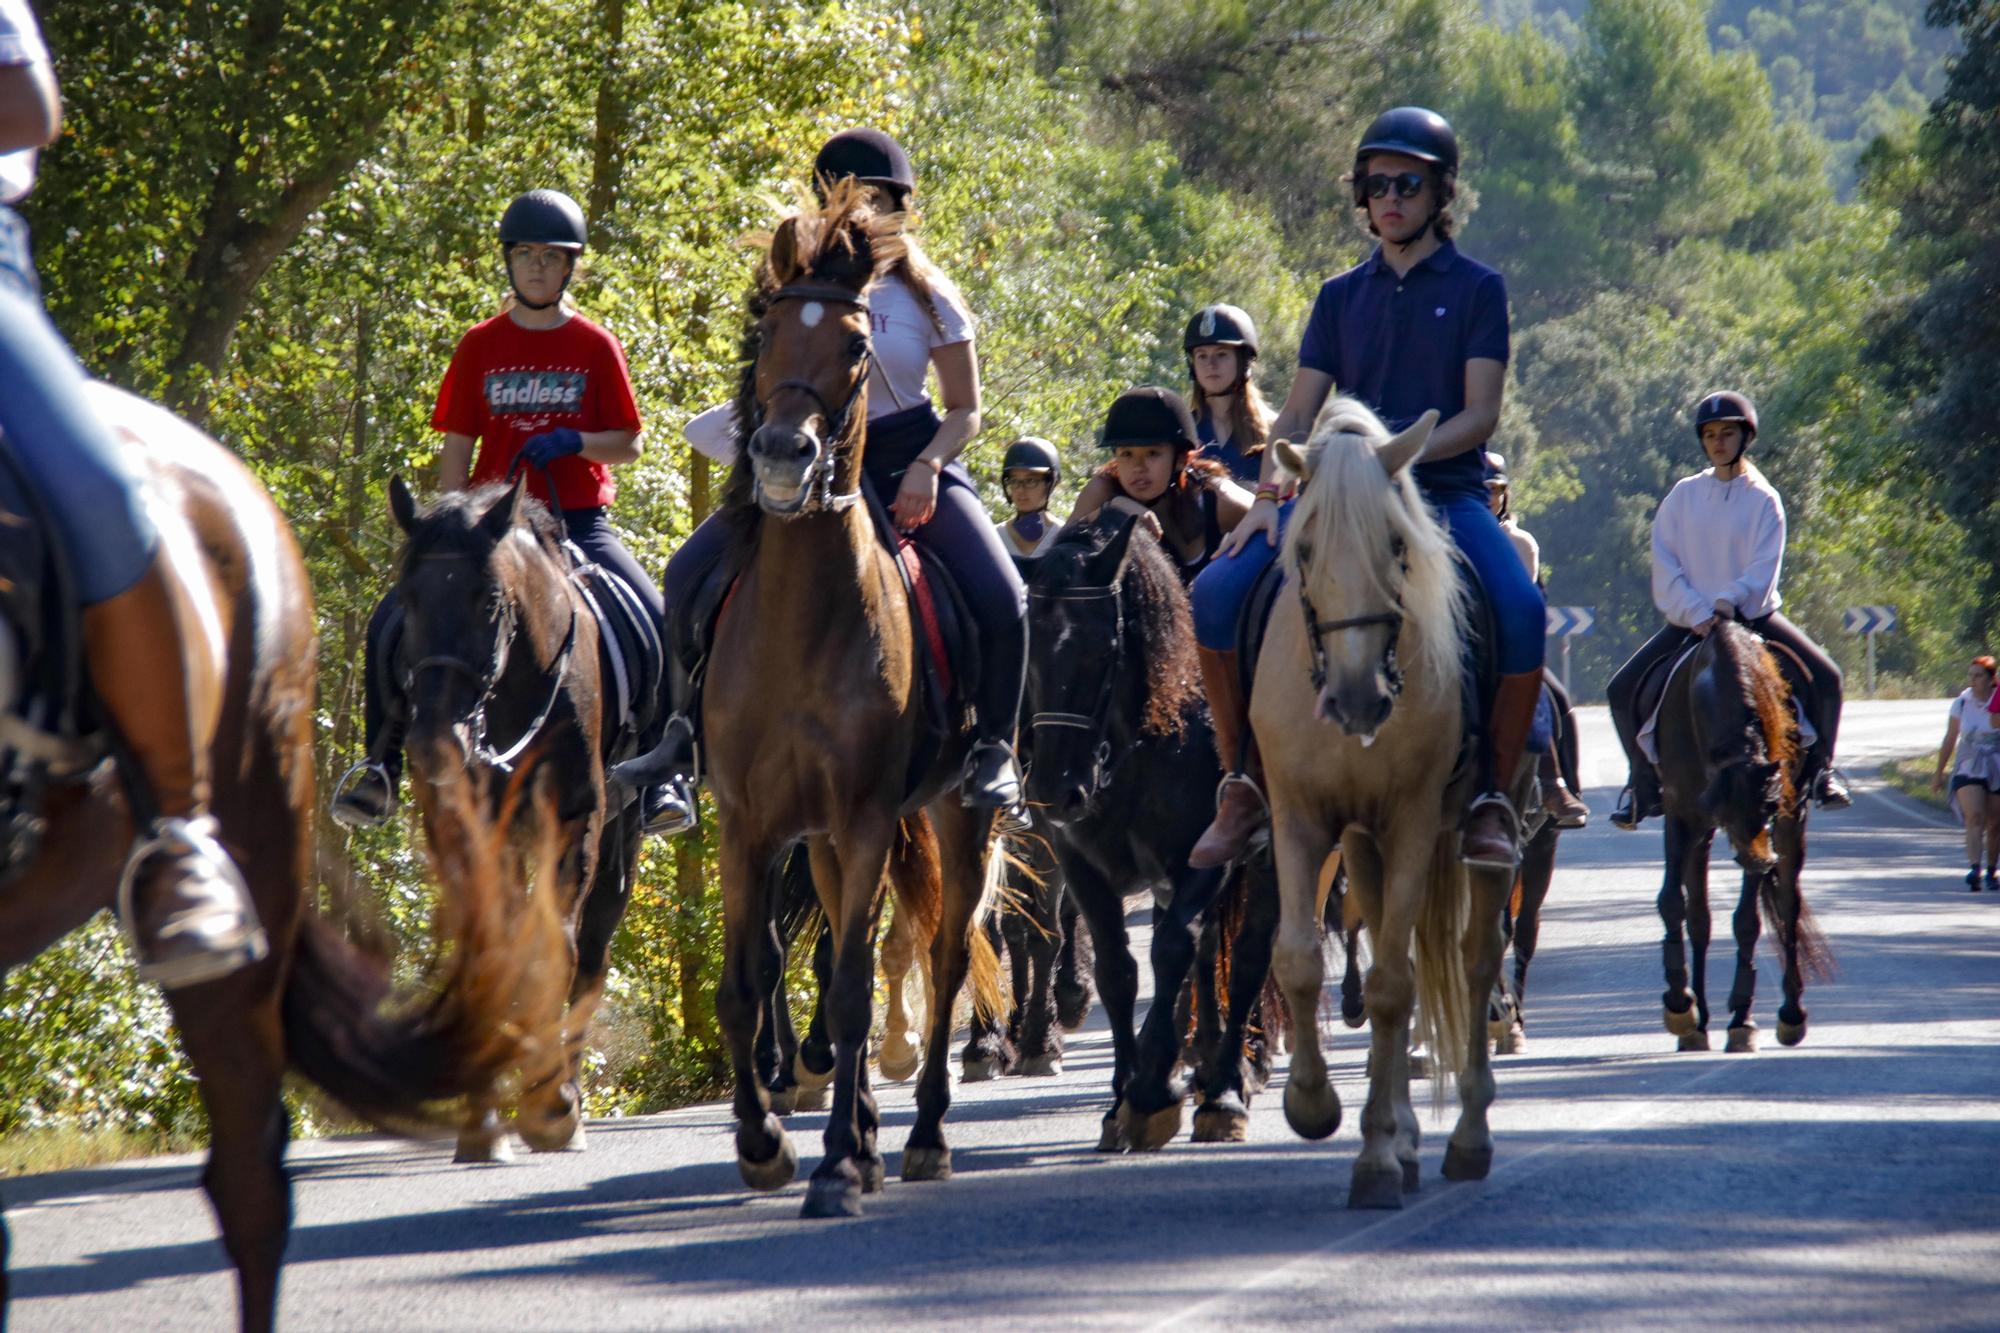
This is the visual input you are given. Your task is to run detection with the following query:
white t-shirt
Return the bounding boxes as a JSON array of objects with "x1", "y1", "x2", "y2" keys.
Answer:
[
  {"x1": 866, "y1": 271, "x2": 973, "y2": 421},
  {"x1": 1949, "y1": 689, "x2": 2000, "y2": 780},
  {"x1": 0, "y1": 0, "x2": 48, "y2": 205}
]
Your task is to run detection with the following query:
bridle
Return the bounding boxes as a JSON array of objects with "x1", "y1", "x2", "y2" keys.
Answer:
[
  {"x1": 1294, "y1": 535, "x2": 1408, "y2": 699},
  {"x1": 752, "y1": 280, "x2": 874, "y2": 514},
  {"x1": 1028, "y1": 583, "x2": 1125, "y2": 797}
]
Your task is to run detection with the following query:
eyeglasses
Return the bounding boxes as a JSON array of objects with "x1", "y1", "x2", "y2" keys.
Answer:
[{"x1": 1361, "y1": 171, "x2": 1428, "y2": 201}]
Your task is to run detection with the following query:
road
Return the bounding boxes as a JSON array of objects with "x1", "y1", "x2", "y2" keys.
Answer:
[{"x1": 9, "y1": 699, "x2": 1998, "y2": 1330}]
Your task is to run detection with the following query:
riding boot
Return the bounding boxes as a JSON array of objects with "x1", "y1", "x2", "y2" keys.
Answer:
[
  {"x1": 1610, "y1": 767, "x2": 1663, "y2": 830},
  {"x1": 1191, "y1": 647, "x2": 1267, "y2": 869},
  {"x1": 84, "y1": 553, "x2": 267, "y2": 989},
  {"x1": 1814, "y1": 763, "x2": 1852, "y2": 810},
  {"x1": 1463, "y1": 671, "x2": 1542, "y2": 871},
  {"x1": 609, "y1": 652, "x2": 699, "y2": 834},
  {"x1": 331, "y1": 597, "x2": 407, "y2": 829},
  {"x1": 1538, "y1": 746, "x2": 1589, "y2": 828}
]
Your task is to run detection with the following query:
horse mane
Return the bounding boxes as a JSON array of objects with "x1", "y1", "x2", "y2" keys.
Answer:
[
  {"x1": 1280, "y1": 397, "x2": 1466, "y2": 702},
  {"x1": 398, "y1": 483, "x2": 564, "y2": 569},
  {"x1": 1708, "y1": 619, "x2": 1800, "y2": 813},
  {"x1": 1044, "y1": 517, "x2": 1202, "y2": 739}
]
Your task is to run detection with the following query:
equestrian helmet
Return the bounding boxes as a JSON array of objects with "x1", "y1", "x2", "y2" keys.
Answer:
[
  {"x1": 1352, "y1": 106, "x2": 1459, "y2": 205},
  {"x1": 814, "y1": 128, "x2": 916, "y2": 198},
  {"x1": 1101, "y1": 386, "x2": 1200, "y2": 453},
  {"x1": 1183, "y1": 304, "x2": 1260, "y2": 359},
  {"x1": 1002, "y1": 436, "x2": 1062, "y2": 483},
  {"x1": 1693, "y1": 390, "x2": 1759, "y2": 442},
  {"x1": 1482, "y1": 449, "x2": 1509, "y2": 487},
  {"x1": 498, "y1": 189, "x2": 588, "y2": 251}
]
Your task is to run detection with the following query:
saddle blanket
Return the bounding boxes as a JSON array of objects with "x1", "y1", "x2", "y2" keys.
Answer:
[{"x1": 1638, "y1": 642, "x2": 1816, "y2": 765}]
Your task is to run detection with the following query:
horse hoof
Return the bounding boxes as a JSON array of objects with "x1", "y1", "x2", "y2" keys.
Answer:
[
  {"x1": 1487, "y1": 1016, "x2": 1509, "y2": 1043},
  {"x1": 1348, "y1": 1162, "x2": 1405, "y2": 1210},
  {"x1": 520, "y1": 1112, "x2": 582, "y2": 1154},
  {"x1": 1494, "y1": 1022, "x2": 1525, "y2": 1056},
  {"x1": 1192, "y1": 1098, "x2": 1250, "y2": 1144},
  {"x1": 1119, "y1": 1100, "x2": 1184, "y2": 1153},
  {"x1": 1778, "y1": 1016, "x2": 1807, "y2": 1047},
  {"x1": 1401, "y1": 1156, "x2": 1421, "y2": 1193},
  {"x1": 800, "y1": 1174, "x2": 863, "y2": 1219},
  {"x1": 858, "y1": 1156, "x2": 886, "y2": 1194},
  {"x1": 1283, "y1": 1079, "x2": 1342, "y2": 1141},
  {"x1": 960, "y1": 1056, "x2": 998, "y2": 1083},
  {"x1": 769, "y1": 1087, "x2": 799, "y2": 1117},
  {"x1": 1678, "y1": 1030, "x2": 1711, "y2": 1052},
  {"x1": 453, "y1": 1134, "x2": 514, "y2": 1165},
  {"x1": 1096, "y1": 1116, "x2": 1129, "y2": 1153},
  {"x1": 1726, "y1": 1024, "x2": 1759, "y2": 1054},
  {"x1": 738, "y1": 1134, "x2": 799, "y2": 1193},
  {"x1": 1442, "y1": 1141, "x2": 1494, "y2": 1181},
  {"x1": 902, "y1": 1146, "x2": 952, "y2": 1182},
  {"x1": 1019, "y1": 1053, "x2": 1063, "y2": 1078},
  {"x1": 879, "y1": 1048, "x2": 922, "y2": 1083},
  {"x1": 1056, "y1": 986, "x2": 1094, "y2": 1032},
  {"x1": 793, "y1": 1084, "x2": 830, "y2": 1112},
  {"x1": 1409, "y1": 1049, "x2": 1432, "y2": 1081},
  {"x1": 1662, "y1": 996, "x2": 1699, "y2": 1036},
  {"x1": 793, "y1": 1050, "x2": 834, "y2": 1094}
]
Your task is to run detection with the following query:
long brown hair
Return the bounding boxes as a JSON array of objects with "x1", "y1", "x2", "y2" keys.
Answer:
[{"x1": 1190, "y1": 358, "x2": 1275, "y2": 458}]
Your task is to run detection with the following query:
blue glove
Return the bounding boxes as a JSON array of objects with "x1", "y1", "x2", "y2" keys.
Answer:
[{"x1": 521, "y1": 427, "x2": 584, "y2": 468}]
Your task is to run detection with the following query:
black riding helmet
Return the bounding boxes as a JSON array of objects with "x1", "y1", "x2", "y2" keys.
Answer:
[
  {"x1": 814, "y1": 128, "x2": 916, "y2": 207},
  {"x1": 1693, "y1": 391, "x2": 1759, "y2": 467},
  {"x1": 1002, "y1": 436, "x2": 1062, "y2": 484},
  {"x1": 499, "y1": 189, "x2": 586, "y2": 310},
  {"x1": 1352, "y1": 107, "x2": 1459, "y2": 243},
  {"x1": 1101, "y1": 386, "x2": 1201, "y2": 453},
  {"x1": 1183, "y1": 304, "x2": 1260, "y2": 358},
  {"x1": 1483, "y1": 450, "x2": 1510, "y2": 518}
]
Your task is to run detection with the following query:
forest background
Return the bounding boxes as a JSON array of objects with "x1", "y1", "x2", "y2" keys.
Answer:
[{"x1": 3, "y1": 0, "x2": 1995, "y2": 1150}]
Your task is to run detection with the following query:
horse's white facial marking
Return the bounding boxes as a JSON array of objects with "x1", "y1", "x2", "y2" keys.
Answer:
[{"x1": 800, "y1": 301, "x2": 825, "y2": 329}]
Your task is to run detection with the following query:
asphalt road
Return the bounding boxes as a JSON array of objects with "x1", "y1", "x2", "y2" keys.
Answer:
[{"x1": 9, "y1": 699, "x2": 1998, "y2": 1330}]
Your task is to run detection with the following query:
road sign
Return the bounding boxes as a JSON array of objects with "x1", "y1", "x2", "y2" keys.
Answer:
[
  {"x1": 1546, "y1": 606, "x2": 1594, "y2": 638},
  {"x1": 1842, "y1": 605, "x2": 1898, "y2": 634}
]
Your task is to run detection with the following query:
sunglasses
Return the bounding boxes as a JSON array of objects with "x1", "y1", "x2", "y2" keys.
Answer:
[{"x1": 1361, "y1": 171, "x2": 1428, "y2": 201}]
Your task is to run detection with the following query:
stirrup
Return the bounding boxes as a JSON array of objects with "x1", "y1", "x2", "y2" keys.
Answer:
[
  {"x1": 1461, "y1": 791, "x2": 1521, "y2": 871},
  {"x1": 640, "y1": 777, "x2": 699, "y2": 837},
  {"x1": 1212, "y1": 770, "x2": 1271, "y2": 822},
  {"x1": 330, "y1": 759, "x2": 396, "y2": 829},
  {"x1": 961, "y1": 740, "x2": 1023, "y2": 810},
  {"x1": 116, "y1": 815, "x2": 268, "y2": 989}
]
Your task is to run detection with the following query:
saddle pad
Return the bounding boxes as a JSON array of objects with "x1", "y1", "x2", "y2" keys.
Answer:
[
  {"x1": 898, "y1": 538, "x2": 954, "y2": 702},
  {"x1": 1638, "y1": 640, "x2": 1816, "y2": 765},
  {"x1": 565, "y1": 547, "x2": 663, "y2": 741}
]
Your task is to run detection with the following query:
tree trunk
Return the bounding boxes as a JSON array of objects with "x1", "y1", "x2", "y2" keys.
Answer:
[{"x1": 588, "y1": 0, "x2": 629, "y2": 230}]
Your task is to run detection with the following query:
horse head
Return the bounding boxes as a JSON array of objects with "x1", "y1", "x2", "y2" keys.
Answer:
[
  {"x1": 740, "y1": 179, "x2": 902, "y2": 517},
  {"x1": 1278, "y1": 402, "x2": 1454, "y2": 743}
]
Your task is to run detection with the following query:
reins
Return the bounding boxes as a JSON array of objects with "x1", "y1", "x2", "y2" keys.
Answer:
[{"x1": 1294, "y1": 536, "x2": 1409, "y2": 698}]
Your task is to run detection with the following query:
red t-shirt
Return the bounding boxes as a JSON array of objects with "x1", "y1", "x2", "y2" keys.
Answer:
[{"x1": 432, "y1": 311, "x2": 642, "y2": 510}]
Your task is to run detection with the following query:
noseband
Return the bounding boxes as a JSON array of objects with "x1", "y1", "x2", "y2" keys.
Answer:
[
  {"x1": 1028, "y1": 583, "x2": 1125, "y2": 796},
  {"x1": 1295, "y1": 537, "x2": 1409, "y2": 698},
  {"x1": 754, "y1": 281, "x2": 874, "y2": 514}
]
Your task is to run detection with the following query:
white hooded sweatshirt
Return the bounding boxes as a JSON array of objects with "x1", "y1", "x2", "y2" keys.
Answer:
[{"x1": 1650, "y1": 467, "x2": 1786, "y2": 629}]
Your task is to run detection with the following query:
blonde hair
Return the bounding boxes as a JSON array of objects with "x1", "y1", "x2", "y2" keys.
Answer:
[{"x1": 882, "y1": 216, "x2": 966, "y2": 335}]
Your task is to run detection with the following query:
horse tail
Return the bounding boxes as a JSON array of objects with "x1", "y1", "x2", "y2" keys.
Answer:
[
  {"x1": 1508, "y1": 871, "x2": 1524, "y2": 922},
  {"x1": 965, "y1": 829, "x2": 1010, "y2": 1026},
  {"x1": 1759, "y1": 871, "x2": 1836, "y2": 983},
  {"x1": 1413, "y1": 836, "x2": 1472, "y2": 1111},
  {"x1": 1214, "y1": 864, "x2": 1248, "y2": 1009},
  {"x1": 888, "y1": 816, "x2": 943, "y2": 947},
  {"x1": 285, "y1": 768, "x2": 569, "y2": 1130}
]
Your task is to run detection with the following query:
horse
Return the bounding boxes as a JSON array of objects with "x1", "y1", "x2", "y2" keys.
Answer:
[
  {"x1": 0, "y1": 387, "x2": 564, "y2": 1332},
  {"x1": 1023, "y1": 514, "x2": 1279, "y2": 1150},
  {"x1": 1653, "y1": 618, "x2": 1831, "y2": 1052},
  {"x1": 1488, "y1": 680, "x2": 1579, "y2": 1053},
  {"x1": 385, "y1": 473, "x2": 646, "y2": 1160},
  {"x1": 1261, "y1": 399, "x2": 1531, "y2": 1209},
  {"x1": 705, "y1": 180, "x2": 1000, "y2": 1219},
  {"x1": 960, "y1": 814, "x2": 1070, "y2": 1080}
]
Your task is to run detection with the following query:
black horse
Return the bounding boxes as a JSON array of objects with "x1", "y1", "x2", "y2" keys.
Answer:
[
  {"x1": 1023, "y1": 515, "x2": 1278, "y2": 1150},
  {"x1": 962, "y1": 814, "x2": 1076, "y2": 1079},
  {"x1": 1488, "y1": 672, "x2": 1582, "y2": 1053},
  {"x1": 1654, "y1": 619, "x2": 1831, "y2": 1052}
]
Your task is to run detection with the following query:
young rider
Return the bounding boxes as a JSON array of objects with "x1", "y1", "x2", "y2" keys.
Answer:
[
  {"x1": 1188, "y1": 105, "x2": 1543, "y2": 872},
  {"x1": 0, "y1": 0, "x2": 265, "y2": 987},
  {"x1": 1066, "y1": 386, "x2": 1254, "y2": 586},
  {"x1": 1486, "y1": 452, "x2": 1589, "y2": 827},
  {"x1": 1184, "y1": 304, "x2": 1273, "y2": 486},
  {"x1": 615, "y1": 128, "x2": 1028, "y2": 819},
  {"x1": 1935, "y1": 656, "x2": 2000, "y2": 891},
  {"x1": 332, "y1": 188, "x2": 668, "y2": 830},
  {"x1": 996, "y1": 436, "x2": 1066, "y2": 560},
  {"x1": 1606, "y1": 391, "x2": 1850, "y2": 828}
]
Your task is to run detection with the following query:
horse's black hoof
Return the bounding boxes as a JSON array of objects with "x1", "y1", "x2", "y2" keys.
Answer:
[
  {"x1": 960, "y1": 1055, "x2": 998, "y2": 1083},
  {"x1": 1283, "y1": 1078, "x2": 1342, "y2": 1141},
  {"x1": 738, "y1": 1134, "x2": 799, "y2": 1193},
  {"x1": 1119, "y1": 1099, "x2": 1184, "y2": 1152},
  {"x1": 1777, "y1": 1014, "x2": 1807, "y2": 1047},
  {"x1": 1401, "y1": 1155, "x2": 1421, "y2": 1192},
  {"x1": 800, "y1": 1174, "x2": 863, "y2": 1219},
  {"x1": 1348, "y1": 1161, "x2": 1405, "y2": 1210},
  {"x1": 1726, "y1": 1024, "x2": 1759, "y2": 1053},
  {"x1": 1019, "y1": 1052, "x2": 1063, "y2": 1077},
  {"x1": 768, "y1": 1087, "x2": 798, "y2": 1117},
  {"x1": 1442, "y1": 1141, "x2": 1493, "y2": 1181},
  {"x1": 858, "y1": 1155, "x2": 886, "y2": 1194},
  {"x1": 901, "y1": 1146, "x2": 952, "y2": 1181},
  {"x1": 1677, "y1": 1030, "x2": 1711, "y2": 1052},
  {"x1": 1192, "y1": 1094, "x2": 1250, "y2": 1144},
  {"x1": 1096, "y1": 1115, "x2": 1129, "y2": 1153}
]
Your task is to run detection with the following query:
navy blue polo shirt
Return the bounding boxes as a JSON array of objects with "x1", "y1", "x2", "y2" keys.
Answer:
[
  {"x1": 1296, "y1": 241, "x2": 1510, "y2": 501},
  {"x1": 1196, "y1": 413, "x2": 1262, "y2": 484}
]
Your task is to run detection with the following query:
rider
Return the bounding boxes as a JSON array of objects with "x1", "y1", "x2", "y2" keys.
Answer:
[
  {"x1": 331, "y1": 188, "x2": 669, "y2": 830},
  {"x1": 1486, "y1": 451, "x2": 1590, "y2": 827},
  {"x1": 1066, "y1": 386, "x2": 1254, "y2": 586},
  {"x1": 1606, "y1": 391, "x2": 1850, "y2": 828},
  {"x1": 1188, "y1": 105, "x2": 1543, "y2": 872},
  {"x1": 0, "y1": 0, "x2": 265, "y2": 987},
  {"x1": 996, "y1": 436, "x2": 1066, "y2": 561},
  {"x1": 1183, "y1": 303, "x2": 1273, "y2": 486},
  {"x1": 614, "y1": 128, "x2": 1028, "y2": 817}
]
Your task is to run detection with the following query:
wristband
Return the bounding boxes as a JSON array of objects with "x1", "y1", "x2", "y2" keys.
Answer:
[{"x1": 1255, "y1": 483, "x2": 1282, "y2": 501}]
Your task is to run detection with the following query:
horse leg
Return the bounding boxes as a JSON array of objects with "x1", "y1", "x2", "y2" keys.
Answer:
[
  {"x1": 904, "y1": 800, "x2": 995, "y2": 1182},
  {"x1": 1272, "y1": 809, "x2": 1341, "y2": 1144},
  {"x1": 1053, "y1": 878, "x2": 1095, "y2": 1030},
  {"x1": 1725, "y1": 865, "x2": 1764, "y2": 1053},
  {"x1": 880, "y1": 893, "x2": 926, "y2": 1083},
  {"x1": 802, "y1": 823, "x2": 893, "y2": 1216},
  {"x1": 1351, "y1": 827, "x2": 1426, "y2": 1209},
  {"x1": 957, "y1": 912, "x2": 1013, "y2": 1081},
  {"x1": 1060, "y1": 851, "x2": 1139, "y2": 1151},
  {"x1": 1122, "y1": 864, "x2": 1230, "y2": 1151},
  {"x1": 1192, "y1": 913, "x2": 1224, "y2": 1070},
  {"x1": 1002, "y1": 893, "x2": 1032, "y2": 1051},
  {"x1": 1657, "y1": 816, "x2": 1702, "y2": 1048},
  {"x1": 1506, "y1": 824, "x2": 1557, "y2": 1051},
  {"x1": 792, "y1": 923, "x2": 836, "y2": 1109},
  {"x1": 1443, "y1": 859, "x2": 1511, "y2": 1182},
  {"x1": 1772, "y1": 815, "x2": 1811, "y2": 1045},
  {"x1": 717, "y1": 832, "x2": 796, "y2": 1192},
  {"x1": 1684, "y1": 829, "x2": 1716, "y2": 1043},
  {"x1": 1196, "y1": 861, "x2": 1279, "y2": 1143},
  {"x1": 1017, "y1": 865, "x2": 1065, "y2": 1075}
]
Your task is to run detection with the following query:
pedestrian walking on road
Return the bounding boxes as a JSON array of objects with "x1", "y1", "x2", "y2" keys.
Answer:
[{"x1": 1933, "y1": 655, "x2": 2000, "y2": 891}]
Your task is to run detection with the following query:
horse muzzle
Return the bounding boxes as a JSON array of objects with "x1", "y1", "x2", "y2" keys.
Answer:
[
  {"x1": 748, "y1": 424, "x2": 822, "y2": 516},
  {"x1": 1316, "y1": 680, "x2": 1394, "y2": 744}
]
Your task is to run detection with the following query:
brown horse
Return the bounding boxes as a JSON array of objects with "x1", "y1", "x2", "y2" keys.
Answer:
[
  {"x1": 0, "y1": 387, "x2": 564, "y2": 1331},
  {"x1": 709, "y1": 181, "x2": 1000, "y2": 1218},
  {"x1": 1261, "y1": 398, "x2": 1529, "y2": 1209}
]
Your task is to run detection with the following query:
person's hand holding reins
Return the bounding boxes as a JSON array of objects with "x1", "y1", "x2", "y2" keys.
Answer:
[
  {"x1": 1217, "y1": 495, "x2": 1280, "y2": 558},
  {"x1": 892, "y1": 457, "x2": 941, "y2": 530},
  {"x1": 522, "y1": 427, "x2": 584, "y2": 468}
]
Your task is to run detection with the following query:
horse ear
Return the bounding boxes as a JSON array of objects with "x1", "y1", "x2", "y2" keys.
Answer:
[
  {"x1": 478, "y1": 474, "x2": 526, "y2": 541},
  {"x1": 389, "y1": 476, "x2": 419, "y2": 534},
  {"x1": 1376, "y1": 409, "x2": 1439, "y2": 478},
  {"x1": 1275, "y1": 438, "x2": 1312, "y2": 481},
  {"x1": 1095, "y1": 511, "x2": 1142, "y2": 579},
  {"x1": 770, "y1": 217, "x2": 801, "y2": 282}
]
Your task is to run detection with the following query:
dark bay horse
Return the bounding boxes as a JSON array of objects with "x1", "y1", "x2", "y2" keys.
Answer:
[
  {"x1": 708, "y1": 181, "x2": 1000, "y2": 1218},
  {"x1": 1654, "y1": 618, "x2": 1831, "y2": 1052},
  {"x1": 1024, "y1": 514, "x2": 1279, "y2": 1150},
  {"x1": 385, "y1": 473, "x2": 646, "y2": 1159},
  {"x1": 0, "y1": 389, "x2": 564, "y2": 1331}
]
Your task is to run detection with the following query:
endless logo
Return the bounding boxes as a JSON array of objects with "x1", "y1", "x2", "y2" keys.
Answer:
[{"x1": 486, "y1": 370, "x2": 586, "y2": 414}]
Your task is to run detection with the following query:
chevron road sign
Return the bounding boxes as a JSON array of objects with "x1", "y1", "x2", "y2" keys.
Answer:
[
  {"x1": 1842, "y1": 605, "x2": 1898, "y2": 634},
  {"x1": 1546, "y1": 606, "x2": 1595, "y2": 638}
]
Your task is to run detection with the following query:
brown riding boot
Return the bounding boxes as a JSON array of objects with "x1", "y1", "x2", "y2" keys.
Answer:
[
  {"x1": 1539, "y1": 748, "x2": 1590, "y2": 828},
  {"x1": 85, "y1": 555, "x2": 266, "y2": 990},
  {"x1": 1463, "y1": 671, "x2": 1544, "y2": 871},
  {"x1": 1191, "y1": 647, "x2": 1268, "y2": 869}
]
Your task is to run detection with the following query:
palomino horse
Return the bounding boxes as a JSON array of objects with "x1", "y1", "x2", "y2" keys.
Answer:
[
  {"x1": 385, "y1": 473, "x2": 645, "y2": 1159},
  {"x1": 1653, "y1": 618, "x2": 1830, "y2": 1052},
  {"x1": 709, "y1": 181, "x2": 999, "y2": 1218},
  {"x1": 1261, "y1": 398, "x2": 1529, "y2": 1208},
  {"x1": 0, "y1": 388, "x2": 563, "y2": 1331}
]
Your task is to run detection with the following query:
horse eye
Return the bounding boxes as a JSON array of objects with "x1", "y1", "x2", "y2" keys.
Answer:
[{"x1": 848, "y1": 333, "x2": 869, "y2": 356}]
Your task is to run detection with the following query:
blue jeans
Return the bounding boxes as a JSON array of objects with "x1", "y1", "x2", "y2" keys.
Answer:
[
  {"x1": 1435, "y1": 490, "x2": 1545, "y2": 676},
  {"x1": 0, "y1": 207, "x2": 157, "y2": 603},
  {"x1": 1190, "y1": 499, "x2": 1293, "y2": 651}
]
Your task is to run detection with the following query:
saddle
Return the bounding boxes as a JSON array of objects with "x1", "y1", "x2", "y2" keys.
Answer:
[
  {"x1": 560, "y1": 544, "x2": 665, "y2": 753},
  {"x1": 1631, "y1": 624, "x2": 1819, "y2": 768}
]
